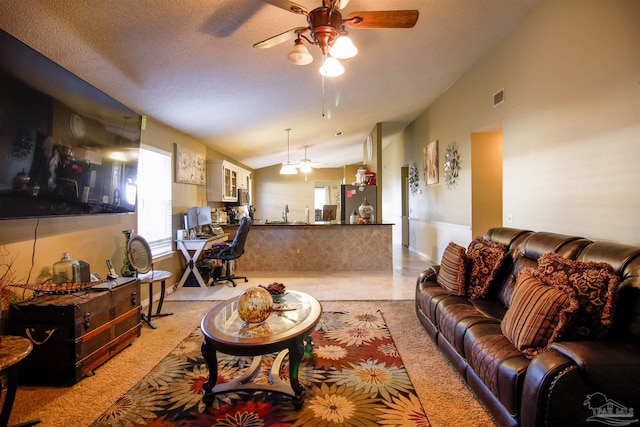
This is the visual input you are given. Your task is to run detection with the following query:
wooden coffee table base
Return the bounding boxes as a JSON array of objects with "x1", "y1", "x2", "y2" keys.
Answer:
[{"x1": 201, "y1": 336, "x2": 308, "y2": 409}]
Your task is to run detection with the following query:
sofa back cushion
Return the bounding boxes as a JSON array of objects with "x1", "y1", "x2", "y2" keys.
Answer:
[
  {"x1": 501, "y1": 269, "x2": 579, "y2": 358},
  {"x1": 490, "y1": 231, "x2": 592, "y2": 308},
  {"x1": 437, "y1": 242, "x2": 467, "y2": 296},
  {"x1": 576, "y1": 242, "x2": 640, "y2": 341},
  {"x1": 467, "y1": 237, "x2": 507, "y2": 299},
  {"x1": 537, "y1": 252, "x2": 619, "y2": 340}
]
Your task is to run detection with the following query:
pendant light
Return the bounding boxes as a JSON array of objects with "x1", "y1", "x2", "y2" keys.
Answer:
[{"x1": 279, "y1": 128, "x2": 298, "y2": 175}]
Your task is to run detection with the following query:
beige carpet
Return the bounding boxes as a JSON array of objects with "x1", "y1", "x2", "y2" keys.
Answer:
[{"x1": 9, "y1": 300, "x2": 496, "y2": 427}]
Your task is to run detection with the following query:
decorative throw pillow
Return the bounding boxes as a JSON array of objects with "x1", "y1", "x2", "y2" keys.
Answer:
[
  {"x1": 501, "y1": 268, "x2": 579, "y2": 358},
  {"x1": 537, "y1": 252, "x2": 619, "y2": 340},
  {"x1": 466, "y1": 237, "x2": 507, "y2": 299},
  {"x1": 437, "y1": 242, "x2": 467, "y2": 296}
]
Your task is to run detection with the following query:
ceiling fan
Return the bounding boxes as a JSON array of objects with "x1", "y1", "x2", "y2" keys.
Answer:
[
  {"x1": 254, "y1": 0, "x2": 419, "y2": 75},
  {"x1": 294, "y1": 146, "x2": 324, "y2": 180}
]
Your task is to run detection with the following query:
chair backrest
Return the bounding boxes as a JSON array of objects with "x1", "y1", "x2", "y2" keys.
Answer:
[{"x1": 229, "y1": 217, "x2": 251, "y2": 258}]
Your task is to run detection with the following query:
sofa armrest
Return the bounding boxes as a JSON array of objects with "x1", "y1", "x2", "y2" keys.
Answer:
[
  {"x1": 416, "y1": 265, "x2": 439, "y2": 286},
  {"x1": 521, "y1": 342, "x2": 640, "y2": 427}
]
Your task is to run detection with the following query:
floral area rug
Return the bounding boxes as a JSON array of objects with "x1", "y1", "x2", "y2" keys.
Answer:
[{"x1": 90, "y1": 310, "x2": 430, "y2": 426}]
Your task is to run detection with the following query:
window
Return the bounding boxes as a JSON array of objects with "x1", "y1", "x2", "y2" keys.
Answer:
[{"x1": 137, "y1": 145, "x2": 173, "y2": 259}]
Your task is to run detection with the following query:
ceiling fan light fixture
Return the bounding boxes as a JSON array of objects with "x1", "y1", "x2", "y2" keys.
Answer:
[
  {"x1": 319, "y1": 56, "x2": 344, "y2": 77},
  {"x1": 329, "y1": 32, "x2": 357, "y2": 59},
  {"x1": 287, "y1": 38, "x2": 313, "y2": 65},
  {"x1": 299, "y1": 159, "x2": 313, "y2": 173}
]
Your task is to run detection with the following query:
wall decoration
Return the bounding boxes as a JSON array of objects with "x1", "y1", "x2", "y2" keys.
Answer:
[
  {"x1": 424, "y1": 140, "x2": 439, "y2": 185},
  {"x1": 444, "y1": 142, "x2": 462, "y2": 189},
  {"x1": 175, "y1": 144, "x2": 206, "y2": 185},
  {"x1": 408, "y1": 162, "x2": 420, "y2": 195}
]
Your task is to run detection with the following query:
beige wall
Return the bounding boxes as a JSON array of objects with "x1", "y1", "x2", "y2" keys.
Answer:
[{"x1": 382, "y1": 0, "x2": 640, "y2": 262}]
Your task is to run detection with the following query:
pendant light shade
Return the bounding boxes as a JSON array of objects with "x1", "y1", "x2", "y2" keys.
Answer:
[{"x1": 279, "y1": 128, "x2": 298, "y2": 175}]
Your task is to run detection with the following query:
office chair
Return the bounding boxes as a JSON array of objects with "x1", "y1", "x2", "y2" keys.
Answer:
[{"x1": 205, "y1": 217, "x2": 251, "y2": 287}]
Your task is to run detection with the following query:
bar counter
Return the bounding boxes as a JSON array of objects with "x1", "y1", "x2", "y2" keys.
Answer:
[{"x1": 223, "y1": 222, "x2": 392, "y2": 271}]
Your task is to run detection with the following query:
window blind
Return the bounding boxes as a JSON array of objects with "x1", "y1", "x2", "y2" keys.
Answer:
[{"x1": 137, "y1": 145, "x2": 173, "y2": 258}]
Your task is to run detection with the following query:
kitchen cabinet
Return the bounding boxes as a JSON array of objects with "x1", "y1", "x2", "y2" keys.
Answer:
[
  {"x1": 207, "y1": 160, "x2": 251, "y2": 202},
  {"x1": 237, "y1": 168, "x2": 251, "y2": 190},
  {"x1": 207, "y1": 160, "x2": 236, "y2": 202}
]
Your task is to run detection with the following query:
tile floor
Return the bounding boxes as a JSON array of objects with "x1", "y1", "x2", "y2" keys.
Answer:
[{"x1": 165, "y1": 244, "x2": 433, "y2": 302}]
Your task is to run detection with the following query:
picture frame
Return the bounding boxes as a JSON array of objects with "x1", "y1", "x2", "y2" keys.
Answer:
[
  {"x1": 424, "y1": 140, "x2": 439, "y2": 185},
  {"x1": 175, "y1": 143, "x2": 206, "y2": 185}
]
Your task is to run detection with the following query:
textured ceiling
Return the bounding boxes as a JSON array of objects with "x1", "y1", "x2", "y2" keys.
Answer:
[{"x1": 0, "y1": 0, "x2": 539, "y2": 169}]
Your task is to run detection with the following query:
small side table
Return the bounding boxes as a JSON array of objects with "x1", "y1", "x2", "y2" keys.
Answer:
[
  {"x1": 0, "y1": 335, "x2": 39, "y2": 426},
  {"x1": 138, "y1": 270, "x2": 173, "y2": 329}
]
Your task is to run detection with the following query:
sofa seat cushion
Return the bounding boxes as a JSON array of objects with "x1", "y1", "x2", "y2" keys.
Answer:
[
  {"x1": 467, "y1": 237, "x2": 508, "y2": 299},
  {"x1": 501, "y1": 269, "x2": 579, "y2": 358},
  {"x1": 439, "y1": 301, "x2": 500, "y2": 356},
  {"x1": 537, "y1": 252, "x2": 620, "y2": 340},
  {"x1": 464, "y1": 322, "x2": 530, "y2": 416},
  {"x1": 416, "y1": 281, "x2": 450, "y2": 325}
]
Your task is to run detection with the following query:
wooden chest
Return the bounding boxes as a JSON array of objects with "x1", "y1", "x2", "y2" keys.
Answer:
[{"x1": 9, "y1": 278, "x2": 141, "y2": 385}]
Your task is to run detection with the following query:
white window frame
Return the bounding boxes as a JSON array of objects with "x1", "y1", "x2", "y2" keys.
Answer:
[{"x1": 137, "y1": 144, "x2": 173, "y2": 260}]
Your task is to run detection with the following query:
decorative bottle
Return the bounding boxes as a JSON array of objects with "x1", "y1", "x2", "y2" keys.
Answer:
[
  {"x1": 350, "y1": 209, "x2": 359, "y2": 224},
  {"x1": 53, "y1": 252, "x2": 81, "y2": 284},
  {"x1": 121, "y1": 229, "x2": 135, "y2": 276},
  {"x1": 358, "y1": 198, "x2": 374, "y2": 224}
]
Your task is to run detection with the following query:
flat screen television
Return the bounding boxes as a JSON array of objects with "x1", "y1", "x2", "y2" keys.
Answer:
[{"x1": 0, "y1": 29, "x2": 142, "y2": 219}]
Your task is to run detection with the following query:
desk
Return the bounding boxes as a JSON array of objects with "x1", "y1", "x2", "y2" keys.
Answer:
[
  {"x1": 138, "y1": 270, "x2": 173, "y2": 329},
  {"x1": 176, "y1": 234, "x2": 229, "y2": 288},
  {"x1": 0, "y1": 336, "x2": 39, "y2": 426}
]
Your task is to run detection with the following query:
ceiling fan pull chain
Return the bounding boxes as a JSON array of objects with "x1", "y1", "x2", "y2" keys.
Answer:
[{"x1": 321, "y1": 75, "x2": 325, "y2": 117}]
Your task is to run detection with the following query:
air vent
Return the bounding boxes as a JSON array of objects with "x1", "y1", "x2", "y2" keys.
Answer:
[{"x1": 493, "y1": 89, "x2": 505, "y2": 107}]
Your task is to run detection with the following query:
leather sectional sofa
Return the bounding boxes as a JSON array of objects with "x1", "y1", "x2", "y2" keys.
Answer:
[{"x1": 415, "y1": 227, "x2": 640, "y2": 427}]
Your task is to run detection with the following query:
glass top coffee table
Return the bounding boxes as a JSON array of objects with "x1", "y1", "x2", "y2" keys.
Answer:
[{"x1": 200, "y1": 290, "x2": 322, "y2": 408}]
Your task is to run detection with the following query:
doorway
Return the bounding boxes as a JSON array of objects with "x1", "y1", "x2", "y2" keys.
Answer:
[
  {"x1": 471, "y1": 131, "x2": 503, "y2": 237},
  {"x1": 401, "y1": 165, "x2": 409, "y2": 247}
]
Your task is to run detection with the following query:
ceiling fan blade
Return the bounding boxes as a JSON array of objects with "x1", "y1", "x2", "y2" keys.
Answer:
[
  {"x1": 345, "y1": 10, "x2": 419, "y2": 29},
  {"x1": 262, "y1": 0, "x2": 308, "y2": 15},
  {"x1": 253, "y1": 27, "x2": 308, "y2": 49}
]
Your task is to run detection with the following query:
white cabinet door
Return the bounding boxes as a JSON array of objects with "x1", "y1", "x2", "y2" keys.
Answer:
[{"x1": 207, "y1": 160, "x2": 238, "y2": 202}]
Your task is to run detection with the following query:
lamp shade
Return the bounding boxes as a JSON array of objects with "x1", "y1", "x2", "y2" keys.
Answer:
[
  {"x1": 329, "y1": 34, "x2": 357, "y2": 59},
  {"x1": 280, "y1": 162, "x2": 298, "y2": 175},
  {"x1": 288, "y1": 40, "x2": 313, "y2": 65},
  {"x1": 319, "y1": 56, "x2": 344, "y2": 77}
]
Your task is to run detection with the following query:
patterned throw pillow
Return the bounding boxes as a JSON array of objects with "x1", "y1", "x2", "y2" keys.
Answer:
[
  {"x1": 437, "y1": 242, "x2": 467, "y2": 296},
  {"x1": 466, "y1": 237, "x2": 507, "y2": 299},
  {"x1": 501, "y1": 268, "x2": 579, "y2": 358},
  {"x1": 537, "y1": 252, "x2": 620, "y2": 340}
]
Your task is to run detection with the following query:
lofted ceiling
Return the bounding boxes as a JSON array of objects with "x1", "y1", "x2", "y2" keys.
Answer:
[{"x1": 0, "y1": 0, "x2": 539, "y2": 170}]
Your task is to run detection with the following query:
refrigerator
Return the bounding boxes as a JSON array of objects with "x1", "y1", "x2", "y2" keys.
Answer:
[{"x1": 340, "y1": 185, "x2": 377, "y2": 223}]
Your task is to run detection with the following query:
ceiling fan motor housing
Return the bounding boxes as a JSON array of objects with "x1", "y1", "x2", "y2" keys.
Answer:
[{"x1": 308, "y1": 7, "x2": 342, "y2": 54}]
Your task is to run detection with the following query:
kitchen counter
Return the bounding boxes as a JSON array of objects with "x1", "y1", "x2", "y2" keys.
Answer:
[{"x1": 223, "y1": 222, "x2": 392, "y2": 271}]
